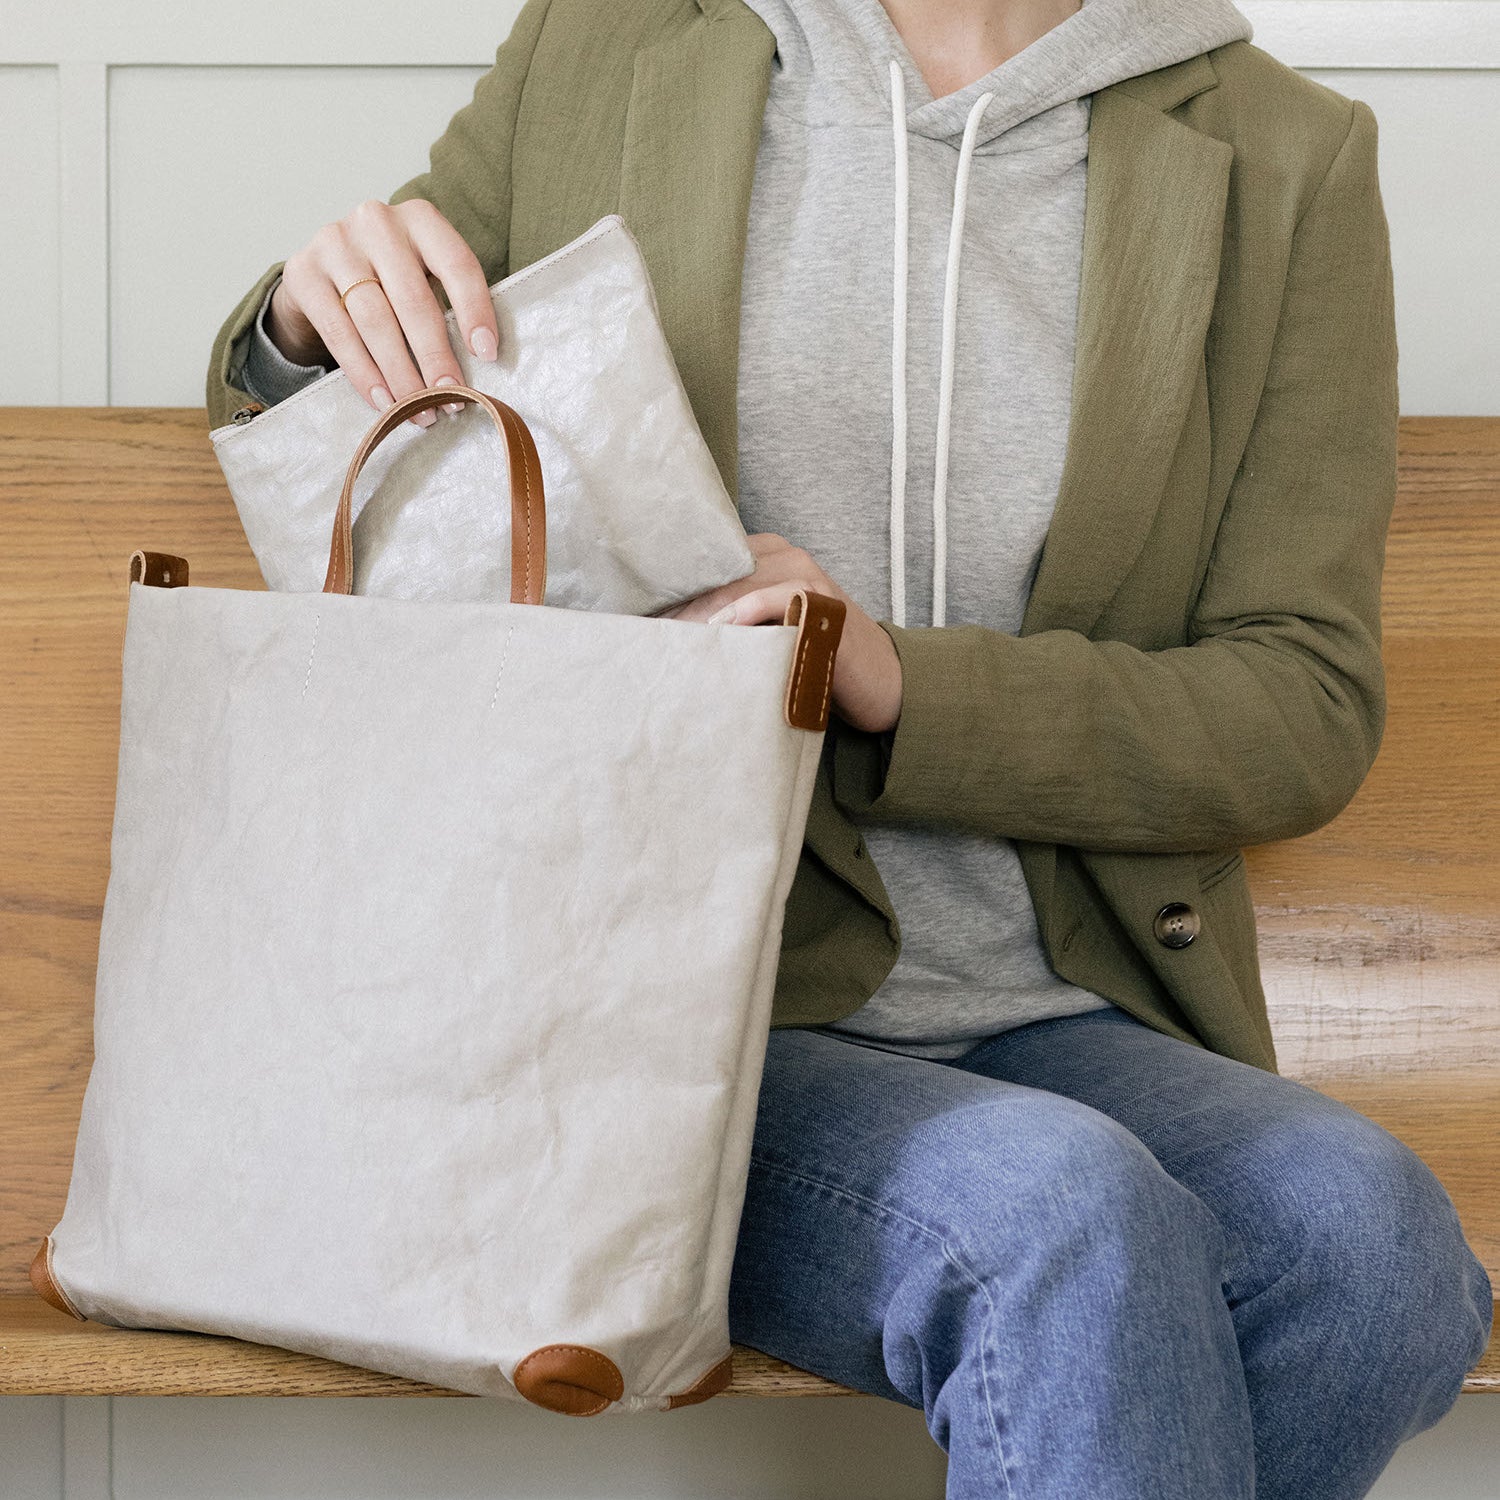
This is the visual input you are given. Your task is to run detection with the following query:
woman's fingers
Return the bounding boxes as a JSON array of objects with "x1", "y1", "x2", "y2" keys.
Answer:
[
  {"x1": 299, "y1": 266, "x2": 434, "y2": 428},
  {"x1": 400, "y1": 200, "x2": 500, "y2": 363},
  {"x1": 273, "y1": 198, "x2": 501, "y2": 427},
  {"x1": 285, "y1": 217, "x2": 430, "y2": 427},
  {"x1": 357, "y1": 205, "x2": 467, "y2": 411},
  {"x1": 664, "y1": 534, "x2": 840, "y2": 624},
  {"x1": 707, "y1": 579, "x2": 819, "y2": 627},
  {"x1": 360, "y1": 199, "x2": 500, "y2": 405},
  {"x1": 342, "y1": 280, "x2": 440, "y2": 425},
  {"x1": 342, "y1": 203, "x2": 461, "y2": 424},
  {"x1": 711, "y1": 578, "x2": 901, "y2": 733}
]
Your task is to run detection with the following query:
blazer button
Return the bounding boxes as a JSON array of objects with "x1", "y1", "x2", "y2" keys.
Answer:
[{"x1": 1153, "y1": 902, "x2": 1200, "y2": 949}]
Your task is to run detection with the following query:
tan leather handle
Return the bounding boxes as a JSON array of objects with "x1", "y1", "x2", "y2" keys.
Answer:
[{"x1": 322, "y1": 384, "x2": 547, "y2": 603}]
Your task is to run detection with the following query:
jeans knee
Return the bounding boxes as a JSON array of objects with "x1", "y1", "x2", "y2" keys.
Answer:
[
  {"x1": 937, "y1": 1095, "x2": 1227, "y2": 1294},
  {"x1": 878, "y1": 1096, "x2": 1231, "y2": 1414},
  {"x1": 1277, "y1": 1104, "x2": 1493, "y2": 1396}
]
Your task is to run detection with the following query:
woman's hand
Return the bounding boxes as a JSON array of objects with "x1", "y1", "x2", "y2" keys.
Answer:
[
  {"x1": 266, "y1": 198, "x2": 500, "y2": 429},
  {"x1": 660, "y1": 534, "x2": 903, "y2": 734}
]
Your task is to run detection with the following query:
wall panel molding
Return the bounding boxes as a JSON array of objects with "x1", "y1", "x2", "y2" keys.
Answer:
[{"x1": 57, "y1": 64, "x2": 109, "y2": 405}]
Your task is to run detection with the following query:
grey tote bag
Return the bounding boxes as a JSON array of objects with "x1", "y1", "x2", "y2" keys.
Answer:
[{"x1": 33, "y1": 386, "x2": 846, "y2": 1415}]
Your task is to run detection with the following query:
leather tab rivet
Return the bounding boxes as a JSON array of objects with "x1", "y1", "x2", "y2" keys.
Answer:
[{"x1": 128, "y1": 550, "x2": 191, "y2": 589}]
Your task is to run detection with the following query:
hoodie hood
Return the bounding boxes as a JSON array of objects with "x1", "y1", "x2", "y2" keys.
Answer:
[{"x1": 742, "y1": 0, "x2": 1253, "y2": 145}]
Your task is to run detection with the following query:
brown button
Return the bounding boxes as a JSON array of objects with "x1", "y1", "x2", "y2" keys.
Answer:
[
  {"x1": 1153, "y1": 902, "x2": 1200, "y2": 949},
  {"x1": 230, "y1": 403, "x2": 266, "y2": 425}
]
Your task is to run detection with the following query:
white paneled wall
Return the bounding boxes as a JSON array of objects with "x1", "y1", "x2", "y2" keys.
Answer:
[
  {"x1": 1, "y1": 3, "x2": 1498, "y2": 410},
  {"x1": 105, "y1": 65, "x2": 485, "y2": 405},
  {"x1": 1, "y1": 1378, "x2": 1498, "y2": 1499},
  {"x1": 2, "y1": 3, "x2": 1498, "y2": 1498},
  {"x1": 1311, "y1": 66, "x2": 1500, "y2": 415},
  {"x1": 0, "y1": 66, "x2": 62, "y2": 403}
]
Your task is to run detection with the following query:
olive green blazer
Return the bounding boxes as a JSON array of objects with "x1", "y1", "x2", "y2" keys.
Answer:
[{"x1": 208, "y1": 0, "x2": 1399, "y2": 1074}]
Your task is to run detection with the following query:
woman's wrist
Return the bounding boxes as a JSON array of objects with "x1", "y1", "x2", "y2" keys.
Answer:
[{"x1": 265, "y1": 278, "x2": 331, "y2": 368}]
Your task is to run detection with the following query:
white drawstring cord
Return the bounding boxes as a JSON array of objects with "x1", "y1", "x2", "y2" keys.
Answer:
[
  {"x1": 888, "y1": 60, "x2": 910, "y2": 629},
  {"x1": 888, "y1": 63, "x2": 994, "y2": 629},
  {"x1": 932, "y1": 90, "x2": 994, "y2": 628}
]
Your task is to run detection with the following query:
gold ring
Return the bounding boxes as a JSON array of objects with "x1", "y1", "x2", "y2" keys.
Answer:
[{"x1": 337, "y1": 276, "x2": 382, "y2": 313}]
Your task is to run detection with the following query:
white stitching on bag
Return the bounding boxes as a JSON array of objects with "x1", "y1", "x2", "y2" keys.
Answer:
[
  {"x1": 301, "y1": 611, "x2": 321, "y2": 699},
  {"x1": 488, "y1": 624, "x2": 517, "y2": 711}
]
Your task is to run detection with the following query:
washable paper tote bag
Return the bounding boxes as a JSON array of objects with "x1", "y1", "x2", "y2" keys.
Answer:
[
  {"x1": 210, "y1": 213, "x2": 755, "y2": 617},
  {"x1": 31, "y1": 385, "x2": 846, "y2": 1415}
]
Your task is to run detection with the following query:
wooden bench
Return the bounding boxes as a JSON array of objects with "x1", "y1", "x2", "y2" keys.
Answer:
[{"x1": 2, "y1": 408, "x2": 1495, "y2": 1398}]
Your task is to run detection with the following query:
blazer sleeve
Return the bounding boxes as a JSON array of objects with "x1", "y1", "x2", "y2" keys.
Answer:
[
  {"x1": 830, "y1": 97, "x2": 1399, "y2": 855},
  {"x1": 203, "y1": 0, "x2": 555, "y2": 431}
]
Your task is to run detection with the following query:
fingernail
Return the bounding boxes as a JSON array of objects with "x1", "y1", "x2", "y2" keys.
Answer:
[
  {"x1": 413, "y1": 408, "x2": 437, "y2": 429},
  {"x1": 471, "y1": 328, "x2": 498, "y2": 362},
  {"x1": 372, "y1": 385, "x2": 393, "y2": 411},
  {"x1": 435, "y1": 374, "x2": 464, "y2": 416},
  {"x1": 707, "y1": 605, "x2": 735, "y2": 626}
]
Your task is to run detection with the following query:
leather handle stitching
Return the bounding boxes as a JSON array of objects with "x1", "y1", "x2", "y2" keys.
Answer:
[
  {"x1": 785, "y1": 593, "x2": 843, "y2": 730},
  {"x1": 810, "y1": 623, "x2": 835, "y2": 725},
  {"x1": 785, "y1": 594, "x2": 809, "y2": 723}
]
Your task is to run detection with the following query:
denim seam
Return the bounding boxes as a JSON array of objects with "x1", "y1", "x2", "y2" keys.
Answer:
[{"x1": 750, "y1": 1154, "x2": 1016, "y2": 1499}]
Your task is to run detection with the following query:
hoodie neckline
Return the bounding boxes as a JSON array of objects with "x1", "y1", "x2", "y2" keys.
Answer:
[
  {"x1": 740, "y1": 0, "x2": 1253, "y2": 145},
  {"x1": 854, "y1": 0, "x2": 1079, "y2": 144}
]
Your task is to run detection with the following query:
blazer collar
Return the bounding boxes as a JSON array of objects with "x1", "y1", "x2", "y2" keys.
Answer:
[{"x1": 620, "y1": 6, "x2": 1232, "y2": 639}]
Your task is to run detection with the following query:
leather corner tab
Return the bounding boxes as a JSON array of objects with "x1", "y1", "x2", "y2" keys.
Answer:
[
  {"x1": 512, "y1": 1343, "x2": 625, "y2": 1417},
  {"x1": 29, "y1": 1238, "x2": 86, "y2": 1321},
  {"x1": 782, "y1": 589, "x2": 847, "y2": 731},
  {"x1": 665, "y1": 1351, "x2": 734, "y2": 1410},
  {"x1": 128, "y1": 550, "x2": 189, "y2": 589}
]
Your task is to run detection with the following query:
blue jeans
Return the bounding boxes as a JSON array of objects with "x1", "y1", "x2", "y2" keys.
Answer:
[{"x1": 728, "y1": 1007, "x2": 1494, "y2": 1499}]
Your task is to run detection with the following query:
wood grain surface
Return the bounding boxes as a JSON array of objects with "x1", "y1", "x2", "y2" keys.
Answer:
[
  {"x1": 1, "y1": 409, "x2": 1494, "y2": 1397},
  {"x1": 1246, "y1": 418, "x2": 1500, "y2": 1079},
  {"x1": 0, "y1": 1298, "x2": 853, "y2": 1399}
]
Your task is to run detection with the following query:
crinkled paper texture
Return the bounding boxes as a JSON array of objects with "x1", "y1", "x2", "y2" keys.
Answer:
[
  {"x1": 210, "y1": 216, "x2": 755, "y2": 616},
  {"x1": 49, "y1": 584, "x2": 824, "y2": 1408}
]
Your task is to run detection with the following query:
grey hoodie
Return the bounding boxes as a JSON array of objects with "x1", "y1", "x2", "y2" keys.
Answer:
[
  {"x1": 732, "y1": 0, "x2": 1253, "y2": 1058},
  {"x1": 235, "y1": 0, "x2": 1256, "y2": 1060}
]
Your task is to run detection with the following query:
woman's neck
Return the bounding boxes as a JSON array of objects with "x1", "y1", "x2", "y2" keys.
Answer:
[{"x1": 879, "y1": 0, "x2": 1084, "y2": 98}]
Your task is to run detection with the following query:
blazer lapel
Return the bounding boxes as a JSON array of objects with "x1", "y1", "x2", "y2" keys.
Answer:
[
  {"x1": 618, "y1": 4, "x2": 775, "y2": 502},
  {"x1": 1022, "y1": 70, "x2": 1233, "y2": 638}
]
